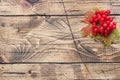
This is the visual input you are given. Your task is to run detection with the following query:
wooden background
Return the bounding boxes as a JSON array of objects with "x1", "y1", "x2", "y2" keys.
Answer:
[{"x1": 0, "y1": 0, "x2": 120, "y2": 79}]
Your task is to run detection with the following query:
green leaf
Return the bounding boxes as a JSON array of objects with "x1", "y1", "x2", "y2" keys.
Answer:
[
  {"x1": 92, "y1": 35, "x2": 112, "y2": 47},
  {"x1": 92, "y1": 28, "x2": 120, "y2": 47},
  {"x1": 110, "y1": 28, "x2": 120, "y2": 40}
]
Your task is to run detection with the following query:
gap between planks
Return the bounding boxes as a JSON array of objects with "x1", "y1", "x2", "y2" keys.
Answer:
[{"x1": 0, "y1": 63, "x2": 120, "y2": 80}]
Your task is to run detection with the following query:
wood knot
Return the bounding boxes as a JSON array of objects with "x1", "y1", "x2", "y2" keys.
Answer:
[
  {"x1": 28, "y1": 70, "x2": 38, "y2": 78},
  {"x1": 1, "y1": 23, "x2": 5, "y2": 27},
  {"x1": 26, "y1": 0, "x2": 39, "y2": 4}
]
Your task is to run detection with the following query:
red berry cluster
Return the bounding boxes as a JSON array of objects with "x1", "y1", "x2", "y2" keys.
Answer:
[{"x1": 89, "y1": 10, "x2": 116, "y2": 37}]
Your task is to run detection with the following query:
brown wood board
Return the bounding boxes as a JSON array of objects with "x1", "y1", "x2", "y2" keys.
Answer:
[{"x1": 0, "y1": 0, "x2": 120, "y2": 79}]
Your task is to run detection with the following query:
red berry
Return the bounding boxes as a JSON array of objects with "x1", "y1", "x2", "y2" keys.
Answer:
[
  {"x1": 100, "y1": 17, "x2": 104, "y2": 22},
  {"x1": 109, "y1": 24, "x2": 112, "y2": 28},
  {"x1": 106, "y1": 16, "x2": 110, "y2": 20},
  {"x1": 104, "y1": 30, "x2": 109, "y2": 37},
  {"x1": 92, "y1": 24, "x2": 96, "y2": 28},
  {"x1": 112, "y1": 25, "x2": 116, "y2": 29},
  {"x1": 112, "y1": 22, "x2": 116, "y2": 25},
  {"x1": 92, "y1": 14, "x2": 97, "y2": 19},
  {"x1": 109, "y1": 24, "x2": 114, "y2": 30},
  {"x1": 95, "y1": 10, "x2": 100, "y2": 14},
  {"x1": 93, "y1": 28, "x2": 98, "y2": 33},
  {"x1": 94, "y1": 18, "x2": 98, "y2": 22},
  {"x1": 89, "y1": 18, "x2": 94, "y2": 23},
  {"x1": 100, "y1": 21, "x2": 104, "y2": 25},
  {"x1": 105, "y1": 30, "x2": 108, "y2": 33},
  {"x1": 97, "y1": 14, "x2": 101, "y2": 19},
  {"x1": 103, "y1": 23, "x2": 107, "y2": 28},
  {"x1": 99, "y1": 26, "x2": 104, "y2": 32},
  {"x1": 92, "y1": 22, "x2": 96, "y2": 25},
  {"x1": 102, "y1": 14, "x2": 106, "y2": 18},
  {"x1": 106, "y1": 21, "x2": 110, "y2": 25},
  {"x1": 101, "y1": 10, "x2": 106, "y2": 15},
  {"x1": 107, "y1": 27, "x2": 110, "y2": 31},
  {"x1": 106, "y1": 10, "x2": 111, "y2": 14},
  {"x1": 109, "y1": 18, "x2": 113, "y2": 22}
]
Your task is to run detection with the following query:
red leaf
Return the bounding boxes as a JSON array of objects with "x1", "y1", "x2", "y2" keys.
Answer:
[
  {"x1": 81, "y1": 18, "x2": 90, "y2": 23},
  {"x1": 81, "y1": 25, "x2": 92, "y2": 37}
]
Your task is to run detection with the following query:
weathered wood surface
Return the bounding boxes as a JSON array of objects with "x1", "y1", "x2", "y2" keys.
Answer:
[
  {"x1": 0, "y1": 0, "x2": 120, "y2": 80},
  {"x1": 0, "y1": 63, "x2": 120, "y2": 80},
  {"x1": 0, "y1": 0, "x2": 120, "y2": 15},
  {"x1": 0, "y1": 16, "x2": 120, "y2": 63},
  {"x1": 0, "y1": 16, "x2": 79, "y2": 63}
]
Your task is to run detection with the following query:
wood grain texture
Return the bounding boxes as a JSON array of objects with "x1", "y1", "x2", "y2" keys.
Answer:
[
  {"x1": 63, "y1": 0, "x2": 120, "y2": 15},
  {"x1": 0, "y1": 16, "x2": 81, "y2": 63},
  {"x1": 0, "y1": 0, "x2": 120, "y2": 79},
  {"x1": 0, "y1": 63, "x2": 120, "y2": 80},
  {"x1": 0, "y1": 16, "x2": 120, "y2": 63},
  {"x1": 68, "y1": 16, "x2": 120, "y2": 62},
  {"x1": 0, "y1": 16, "x2": 119, "y2": 63},
  {"x1": 0, "y1": 0, "x2": 120, "y2": 15}
]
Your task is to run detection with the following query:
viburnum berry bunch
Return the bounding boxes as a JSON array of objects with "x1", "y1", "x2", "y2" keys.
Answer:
[
  {"x1": 81, "y1": 8, "x2": 120, "y2": 46},
  {"x1": 90, "y1": 10, "x2": 116, "y2": 37}
]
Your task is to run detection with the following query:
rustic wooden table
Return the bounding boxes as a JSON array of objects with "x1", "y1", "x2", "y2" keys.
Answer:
[{"x1": 0, "y1": 0, "x2": 120, "y2": 80}]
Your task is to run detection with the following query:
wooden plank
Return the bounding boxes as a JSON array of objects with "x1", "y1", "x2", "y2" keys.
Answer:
[
  {"x1": 63, "y1": 0, "x2": 120, "y2": 15},
  {"x1": 0, "y1": 16, "x2": 81, "y2": 63},
  {"x1": 0, "y1": 0, "x2": 120, "y2": 15},
  {"x1": 0, "y1": 0, "x2": 119, "y2": 80},
  {"x1": 0, "y1": 0, "x2": 65, "y2": 15},
  {"x1": 0, "y1": 63, "x2": 120, "y2": 80},
  {"x1": 0, "y1": 16, "x2": 120, "y2": 63}
]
